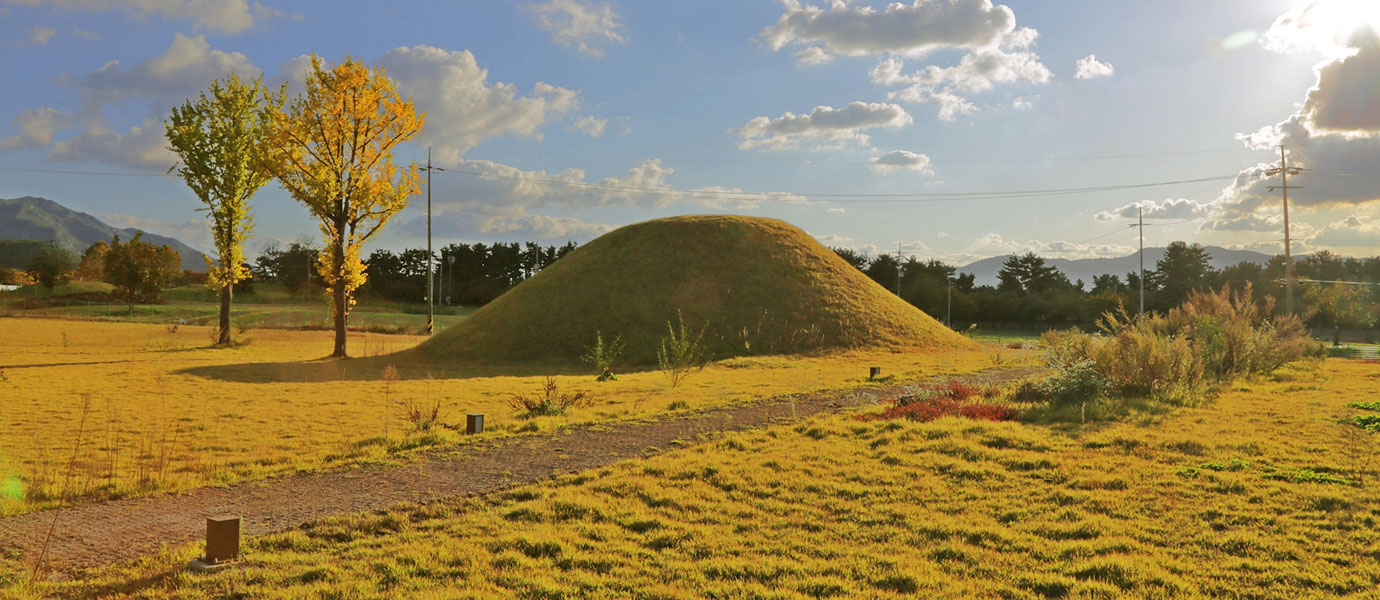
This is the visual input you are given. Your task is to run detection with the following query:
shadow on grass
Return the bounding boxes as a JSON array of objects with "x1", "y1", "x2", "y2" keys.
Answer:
[{"x1": 173, "y1": 349, "x2": 654, "y2": 383}]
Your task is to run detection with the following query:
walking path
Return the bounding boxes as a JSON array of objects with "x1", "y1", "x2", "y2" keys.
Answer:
[{"x1": 0, "y1": 367, "x2": 1035, "y2": 573}]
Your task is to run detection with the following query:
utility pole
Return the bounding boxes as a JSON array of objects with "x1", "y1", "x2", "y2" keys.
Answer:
[
  {"x1": 946, "y1": 277, "x2": 952, "y2": 328},
  {"x1": 1139, "y1": 206, "x2": 1144, "y2": 316},
  {"x1": 895, "y1": 241, "x2": 903, "y2": 298},
  {"x1": 426, "y1": 147, "x2": 433, "y2": 334},
  {"x1": 1266, "y1": 144, "x2": 1301, "y2": 315}
]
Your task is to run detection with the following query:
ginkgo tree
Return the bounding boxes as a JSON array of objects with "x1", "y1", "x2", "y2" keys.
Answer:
[
  {"x1": 166, "y1": 72, "x2": 285, "y2": 346},
  {"x1": 261, "y1": 55, "x2": 424, "y2": 358}
]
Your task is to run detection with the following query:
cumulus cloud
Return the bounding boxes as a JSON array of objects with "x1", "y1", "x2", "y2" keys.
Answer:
[
  {"x1": 0, "y1": 107, "x2": 71, "y2": 152},
  {"x1": 49, "y1": 117, "x2": 176, "y2": 169},
  {"x1": 525, "y1": 0, "x2": 626, "y2": 58},
  {"x1": 396, "y1": 156, "x2": 804, "y2": 241},
  {"x1": 734, "y1": 101, "x2": 912, "y2": 151},
  {"x1": 1, "y1": 0, "x2": 276, "y2": 35},
  {"x1": 828, "y1": 3, "x2": 1049, "y2": 122},
  {"x1": 1306, "y1": 214, "x2": 1380, "y2": 249},
  {"x1": 871, "y1": 47, "x2": 1050, "y2": 94},
  {"x1": 27, "y1": 26, "x2": 56, "y2": 44},
  {"x1": 1011, "y1": 95, "x2": 1037, "y2": 110},
  {"x1": 794, "y1": 46, "x2": 833, "y2": 66},
  {"x1": 67, "y1": 33, "x2": 255, "y2": 111},
  {"x1": 826, "y1": 207, "x2": 845, "y2": 214},
  {"x1": 98, "y1": 212, "x2": 211, "y2": 248},
  {"x1": 761, "y1": 0, "x2": 1016, "y2": 59},
  {"x1": 868, "y1": 150, "x2": 933, "y2": 174},
  {"x1": 956, "y1": 233, "x2": 1132, "y2": 262},
  {"x1": 567, "y1": 114, "x2": 607, "y2": 138},
  {"x1": 1073, "y1": 54, "x2": 1114, "y2": 79},
  {"x1": 1207, "y1": 7, "x2": 1380, "y2": 237},
  {"x1": 376, "y1": 45, "x2": 581, "y2": 163},
  {"x1": 1095, "y1": 198, "x2": 1213, "y2": 222}
]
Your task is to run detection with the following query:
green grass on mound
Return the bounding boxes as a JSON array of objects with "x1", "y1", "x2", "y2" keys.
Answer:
[{"x1": 414, "y1": 215, "x2": 974, "y2": 366}]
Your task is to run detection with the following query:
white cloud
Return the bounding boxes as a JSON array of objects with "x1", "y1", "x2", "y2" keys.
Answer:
[
  {"x1": 1073, "y1": 54, "x2": 1114, "y2": 79},
  {"x1": 408, "y1": 204, "x2": 614, "y2": 241},
  {"x1": 567, "y1": 114, "x2": 607, "y2": 138},
  {"x1": 1259, "y1": 0, "x2": 1379, "y2": 59},
  {"x1": 794, "y1": 46, "x2": 834, "y2": 66},
  {"x1": 1306, "y1": 214, "x2": 1380, "y2": 250},
  {"x1": 72, "y1": 28, "x2": 102, "y2": 41},
  {"x1": 953, "y1": 232, "x2": 1132, "y2": 263},
  {"x1": 27, "y1": 26, "x2": 56, "y2": 44},
  {"x1": 872, "y1": 48, "x2": 1050, "y2": 94},
  {"x1": 525, "y1": 0, "x2": 626, "y2": 58},
  {"x1": 434, "y1": 157, "x2": 805, "y2": 211},
  {"x1": 826, "y1": 207, "x2": 845, "y2": 214},
  {"x1": 886, "y1": 85, "x2": 976, "y2": 121},
  {"x1": 2, "y1": 0, "x2": 270, "y2": 34},
  {"x1": 376, "y1": 45, "x2": 581, "y2": 164},
  {"x1": 49, "y1": 117, "x2": 176, "y2": 169},
  {"x1": 43, "y1": 33, "x2": 253, "y2": 168},
  {"x1": 1208, "y1": 10, "x2": 1380, "y2": 235},
  {"x1": 868, "y1": 150, "x2": 933, "y2": 174},
  {"x1": 734, "y1": 101, "x2": 912, "y2": 151},
  {"x1": 0, "y1": 107, "x2": 70, "y2": 152},
  {"x1": 762, "y1": 0, "x2": 1016, "y2": 59},
  {"x1": 1095, "y1": 198, "x2": 1213, "y2": 222},
  {"x1": 67, "y1": 33, "x2": 256, "y2": 110},
  {"x1": 1011, "y1": 95, "x2": 1037, "y2": 110},
  {"x1": 98, "y1": 213, "x2": 211, "y2": 248},
  {"x1": 814, "y1": 233, "x2": 854, "y2": 246}
]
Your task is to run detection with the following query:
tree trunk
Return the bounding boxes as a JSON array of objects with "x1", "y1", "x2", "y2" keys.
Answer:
[
  {"x1": 218, "y1": 281, "x2": 232, "y2": 345},
  {"x1": 332, "y1": 214, "x2": 349, "y2": 358}
]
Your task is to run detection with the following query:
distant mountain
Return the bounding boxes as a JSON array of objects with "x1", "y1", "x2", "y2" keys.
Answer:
[
  {"x1": 957, "y1": 246, "x2": 1274, "y2": 288},
  {"x1": 0, "y1": 196, "x2": 209, "y2": 271}
]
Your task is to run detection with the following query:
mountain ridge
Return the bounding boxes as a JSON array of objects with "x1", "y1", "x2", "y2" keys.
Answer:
[
  {"x1": 956, "y1": 246, "x2": 1275, "y2": 288},
  {"x1": 0, "y1": 196, "x2": 209, "y2": 271}
]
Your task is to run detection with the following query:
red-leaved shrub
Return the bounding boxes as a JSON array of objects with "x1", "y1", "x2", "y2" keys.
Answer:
[{"x1": 860, "y1": 382, "x2": 1016, "y2": 423}]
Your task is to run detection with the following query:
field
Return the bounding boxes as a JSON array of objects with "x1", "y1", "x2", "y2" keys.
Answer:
[
  {"x1": 10, "y1": 357, "x2": 1378, "y2": 599},
  {"x1": 0, "y1": 317, "x2": 1002, "y2": 516},
  {"x1": 0, "y1": 282, "x2": 472, "y2": 334}
]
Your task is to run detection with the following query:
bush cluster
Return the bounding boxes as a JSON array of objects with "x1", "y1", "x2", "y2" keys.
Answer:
[{"x1": 1037, "y1": 285, "x2": 1314, "y2": 404}]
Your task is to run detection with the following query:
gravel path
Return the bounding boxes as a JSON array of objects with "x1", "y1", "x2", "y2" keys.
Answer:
[{"x1": 0, "y1": 366, "x2": 1036, "y2": 573}]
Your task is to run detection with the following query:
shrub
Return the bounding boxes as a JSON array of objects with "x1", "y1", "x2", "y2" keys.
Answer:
[
  {"x1": 657, "y1": 311, "x2": 708, "y2": 388},
  {"x1": 1036, "y1": 285, "x2": 1311, "y2": 404},
  {"x1": 508, "y1": 377, "x2": 593, "y2": 417},
  {"x1": 402, "y1": 397, "x2": 443, "y2": 434},
  {"x1": 582, "y1": 331, "x2": 625, "y2": 382}
]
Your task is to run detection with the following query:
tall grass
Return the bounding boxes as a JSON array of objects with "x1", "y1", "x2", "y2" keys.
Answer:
[{"x1": 1041, "y1": 285, "x2": 1316, "y2": 403}]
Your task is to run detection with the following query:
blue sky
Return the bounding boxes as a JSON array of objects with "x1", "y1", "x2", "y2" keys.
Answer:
[{"x1": 1, "y1": 0, "x2": 1377, "y2": 264}]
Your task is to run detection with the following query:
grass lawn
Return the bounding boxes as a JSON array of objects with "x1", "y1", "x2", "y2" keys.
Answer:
[
  {"x1": 11, "y1": 357, "x2": 1378, "y2": 599},
  {"x1": 0, "y1": 317, "x2": 1007, "y2": 516}
]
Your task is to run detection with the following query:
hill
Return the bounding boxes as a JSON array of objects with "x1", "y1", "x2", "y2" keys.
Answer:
[
  {"x1": 414, "y1": 215, "x2": 975, "y2": 366},
  {"x1": 957, "y1": 246, "x2": 1273, "y2": 287},
  {"x1": 0, "y1": 196, "x2": 208, "y2": 271}
]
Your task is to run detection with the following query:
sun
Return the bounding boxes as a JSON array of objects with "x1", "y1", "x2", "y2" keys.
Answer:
[{"x1": 1289, "y1": 0, "x2": 1380, "y2": 54}]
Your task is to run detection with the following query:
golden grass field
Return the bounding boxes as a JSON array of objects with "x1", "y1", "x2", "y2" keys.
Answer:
[
  {"x1": 9, "y1": 356, "x2": 1377, "y2": 599},
  {"x1": 0, "y1": 317, "x2": 1004, "y2": 515}
]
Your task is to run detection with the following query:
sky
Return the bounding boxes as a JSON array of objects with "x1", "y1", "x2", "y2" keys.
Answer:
[{"x1": 0, "y1": 0, "x2": 1377, "y2": 265}]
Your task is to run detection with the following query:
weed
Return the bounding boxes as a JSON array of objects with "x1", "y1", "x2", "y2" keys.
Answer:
[
  {"x1": 657, "y1": 311, "x2": 709, "y2": 388},
  {"x1": 508, "y1": 377, "x2": 593, "y2": 417},
  {"x1": 582, "y1": 331, "x2": 626, "y2": 382},
  {"x1": 381, "y1": 365, "x2": 398, "y2": 443}
]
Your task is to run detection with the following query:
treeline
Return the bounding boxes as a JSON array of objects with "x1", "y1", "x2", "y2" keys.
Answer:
[
  {"x1": 834, "y1": 242, "x2": 1380, "y2": 333},
  {"x1": 0, "y1": 234, "x2": 184, "y2": 301},
  {"x1": 247, "y1": 240, "x2": 578, "y2": 305}
]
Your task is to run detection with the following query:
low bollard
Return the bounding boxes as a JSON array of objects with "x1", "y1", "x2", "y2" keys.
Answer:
[
  {"x1": 869, "y1": 366, "x2": 881, "y2": 380},
  {"x1": 189, "y1": 515, "x2": 240, "y2": 572},
  {"x1": 467, "y1": 414, "x2": 484, "y2": 435}
]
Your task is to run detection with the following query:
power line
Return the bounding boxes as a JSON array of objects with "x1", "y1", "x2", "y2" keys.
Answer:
[{"x1": 472, "y1": 146, "x2": 1250, "y2": 167}]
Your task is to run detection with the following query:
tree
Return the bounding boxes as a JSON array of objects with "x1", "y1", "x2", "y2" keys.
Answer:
[
  {"x1": 865, "y1": 253, "x2": 902, "y2": 294},
  {"x1": 262, "y1": 55, "x2": 424, "y2": 357},
  {"x1": 1303, "y1": 282, "x2": 1376, "y2": 346},
  {"x1": 103, "y1": 233, "x2": 181, "y2": 303},
  {"x1": 73, "y1": 241, "x2": 108, "y2": 281},
  {"x1": 1091, "y1": 274, "x2": 1124, "y2": 295},
  {"x1": 831, "y1": 247, "x2": 870, "y2": 271},
  {"x1": 254, "y1": 241, "x2": 321, "y2": 297},
  {"x1": 167, "y1": 72, "x2": 285, "y2": 345},
  {"x1": 1149, "y1": 241, "x2": 1215, "y2": 309},
  {"x1": 997, "y1": 253, "x2": 1071, "y2": 295},
  {"x1": 27, "y1": 246, "x2": 75, "y2": 291}
]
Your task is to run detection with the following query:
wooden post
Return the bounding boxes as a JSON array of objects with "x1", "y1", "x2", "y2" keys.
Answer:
[
  {"x1": 189, "y1": 515, "x2": 240, "y2": 572},
  {"x1": 466, "y1": 414, "x2": 484, "y2": 435},
  {"x1": 869, "y1": 367, "x2": 881, "y2": 380}
]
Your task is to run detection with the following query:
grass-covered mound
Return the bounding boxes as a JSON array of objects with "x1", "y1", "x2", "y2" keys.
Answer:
[{"x1": 414, "y1": 215, "x2": 973, "y2": 365}]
